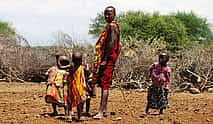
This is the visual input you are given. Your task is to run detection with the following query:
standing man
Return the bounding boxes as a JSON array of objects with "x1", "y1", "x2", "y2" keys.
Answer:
[{"x1": 90, "y1": 6, "x2": 121, "y2": 119}]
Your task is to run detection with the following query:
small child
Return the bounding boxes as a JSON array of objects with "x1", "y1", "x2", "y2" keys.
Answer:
[
  {"x1": 45, "y1": 53, "x2": 70, "y2": 116},
  {"x1": 145, "y1": 53, "x2": 171, "y2": 119},
  {"x1": 83, "y1": 63, "x2": 93, "y2": 116},
  {"x1": 66, "y1": 52, "x2": 87, "y2": 121}
]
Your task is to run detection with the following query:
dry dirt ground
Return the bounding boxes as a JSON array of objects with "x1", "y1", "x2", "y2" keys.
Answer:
[{"x1": 0, "y1": 82, "x2": 213, "y2": 124}]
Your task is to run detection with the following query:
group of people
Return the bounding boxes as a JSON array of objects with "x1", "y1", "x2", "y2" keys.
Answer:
[
  {"x1": 45, "y1": 51, "x2": 93, "y2": 121},
  {"x1": 45, "y1": 6, "x2": 121, "y2": 122},
  {"x1": 44, "y1": 6, "x2": 171, "y2": 122}
]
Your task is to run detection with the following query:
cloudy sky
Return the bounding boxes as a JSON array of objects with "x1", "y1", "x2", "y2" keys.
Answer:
[{"x1": 0, "y1": 0, "x2": 213, "y2": 46}]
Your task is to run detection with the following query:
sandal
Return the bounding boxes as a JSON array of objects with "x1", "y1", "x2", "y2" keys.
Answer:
[
  {"x1": 78, "y1": 116, "x2": 87, "y2": 121},
  {"x1": 93, "y1": 113, "x2": 103, "y2": 120}
]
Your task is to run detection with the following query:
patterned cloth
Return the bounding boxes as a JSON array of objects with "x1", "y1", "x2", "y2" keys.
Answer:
[
  {"x1": 147, "y1": 85, "x2": 169, "y2": 109},
  {"x1": 147, "y1": 62, "x2": 171, "y2": 109},
  {"x1": 149, "y1": 62, "x2": 171, "y2": 88},
  {"x1": 67, "y1": 65, "x2": 87, "y2": 109},
  {"x1": 45, "y1": 66, "x2": 69, "y2": 106},
  {"x1": 90, "y1": 21, "x2": 120, "y2": 84},
  {"x1": 97, "y1": 60, "x2": 115, "y2": 90},
  {"x1": 90, "y1": 28, "x2": 107, "y2": 83}
]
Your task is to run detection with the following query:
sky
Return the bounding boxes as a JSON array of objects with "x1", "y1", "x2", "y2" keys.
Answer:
[{"x1": 0, "y1": 0, "x2": 213, "y2": 46}]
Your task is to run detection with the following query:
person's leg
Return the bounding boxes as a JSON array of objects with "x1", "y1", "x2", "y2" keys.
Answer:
[
  {"x1": 159, "y1": 108, "x2": 164, "y2": 114},
  {"x1": 92, "y1": 84, "x2": 96, "y2": 97},
  {"x1": 64, "y1": 105, "x2": 68, "y2": 116},
  {"x1": 164, "y1": 88, "x2": 170, "y2": 108},
  {"x1": 94, "y1": 64, "x2": 112, "y2": 119},
  {"x1": 86, "y1": 98, "x2": 91, "y2": 114},
  {"x1": 66, "y1": 106, "x2": 72, "y2": 122},
  {"x1": 77, "y1": 103, "x2": 84, "y2": 120},
  {"x1": 94, "y1": 89, "x2": 109, "y2": 119},
  {"x1": 145, "y1": 105, "x2": 149, "y2": 114},
  {"x1": 145, "y1": 86, "x2": 151, "y2": 114},
  {"x1": 93, "y1": 88, "x2": 107, "y2": 119},
  {"x1": 103, "y1": 89, "x2": 109, "y2": 117},
  {"x1": 159, "y1": 108, "x2": 164, "y2": 119},
  {"x1": 98, "y1": 88, "x2": 104, "y2": 113},
  {"x1": 52, "y1": 103, "x2": 58, "y2": 115},
  {"x1": 64, "y1": 106, "x2": 66, "y2": 115},
  {"x1": 101, "y1": 89, "x2": 109, "y2": 113}
]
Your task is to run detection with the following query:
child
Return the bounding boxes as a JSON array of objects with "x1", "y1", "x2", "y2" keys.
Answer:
[
  {"x1": 83, "y1": 63, "x2": 93, "y2": 116},
  {"x1": 66, "y1": 52, "x2": 87, "y2": 121},
  {"x1": 45, "y1": 54, "x2": 70, "y2": 116},
  {"x1": 145, "y1": 53, "x2": 171, "y2": 119}
]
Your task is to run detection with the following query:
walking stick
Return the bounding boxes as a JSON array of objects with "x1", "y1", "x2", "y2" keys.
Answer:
[{"x1": 114, "y1": 69, "x2": 135, "y2": 118}]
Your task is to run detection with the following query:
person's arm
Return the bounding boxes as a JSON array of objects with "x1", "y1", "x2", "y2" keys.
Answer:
[
  {"x1": 148, "y1": 64, "x2": 155, "y2": 78},
  {"x1": 45, "y1": 67, "x2": 52, "y2": 84},
  {"x1": 164, "y1": 71, "x2": 170, "y2": 82},
  {"x1": 83, "y1": 66, "x2": 92, "y2": 91},
  {"x1": 152, "y1": 71, "x2": 160, "y2": 81},
  {"x1": 149, "y1": 63, "x2": 161, "y2": 81},
  {"x1": 164, "y1": 67, "x2": 171, "y2": 89},
  {"x1": 45, "y1": 68, "x2": 50, "y2": 76},
  {"x1": 101, "y1": 23, "x2": 119, "y2": 66}
]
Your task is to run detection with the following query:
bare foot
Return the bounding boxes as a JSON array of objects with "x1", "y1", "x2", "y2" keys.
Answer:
[
  {"x1": 152, "y1": 110, "x2": 159, "y2": 115},
  {"x1": 78, "y1": 116, "x2": 87, "y2": 121},
  {"x1": 139, "y1": 112, "x2": 147, "y2": 118},
  {"x1": 49, "y1": 111, "x2": 58, "y2": 117},
  {"x1": 85, "y1": 112, "x2": 92, "y2": 117},
  {"x1": 66, "y1": 115, "x2": 72, "y2": 122},
  {"x1": 159, "y1": 114, "x2": 164, "y2": 120}
]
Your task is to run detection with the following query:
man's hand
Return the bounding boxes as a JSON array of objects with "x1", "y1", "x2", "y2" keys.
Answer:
[{"x1": 88, "y1": 78, "x2": 93, "y2": 84}]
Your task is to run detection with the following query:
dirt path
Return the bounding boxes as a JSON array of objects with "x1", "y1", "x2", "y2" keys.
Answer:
[{"x1": 0, "y1": 82, "x2": 213, "y2": 124}]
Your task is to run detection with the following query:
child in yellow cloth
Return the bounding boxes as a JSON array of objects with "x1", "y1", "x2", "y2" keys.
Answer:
[{"x1": 67, "y1": 52, "x2": 87, "y2": 122}]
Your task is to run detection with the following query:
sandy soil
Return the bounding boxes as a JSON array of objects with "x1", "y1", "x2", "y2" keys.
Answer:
[{"x1": 0, "y1": 82, "x2": 213, "y2": 124}]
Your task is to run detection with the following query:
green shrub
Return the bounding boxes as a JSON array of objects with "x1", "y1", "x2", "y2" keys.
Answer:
[
  {"x1": 0, "y1": 21, "x2": 15, "y2": 35},
  {"x1": 173, "y1": 11, "x2": 213, "y2": 41},
  {"x1": 89, "y1": 12, "x2": 106, "y2": 37},
  {"x1": 147, "y1": 15, "x2": 187, "y2": 45},
  {"x1": 117, "y1": 11, "x2": 152, "y2": 40}
]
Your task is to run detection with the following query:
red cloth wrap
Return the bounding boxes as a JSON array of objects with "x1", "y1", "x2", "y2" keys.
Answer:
[{"x1": 98, "y1": 52, "x2": 118, "y2": 90}]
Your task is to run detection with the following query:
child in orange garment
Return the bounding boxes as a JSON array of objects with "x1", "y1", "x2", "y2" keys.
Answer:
[{"x1": 66, "y1": 52, "x2": 87, "y2": 121}]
